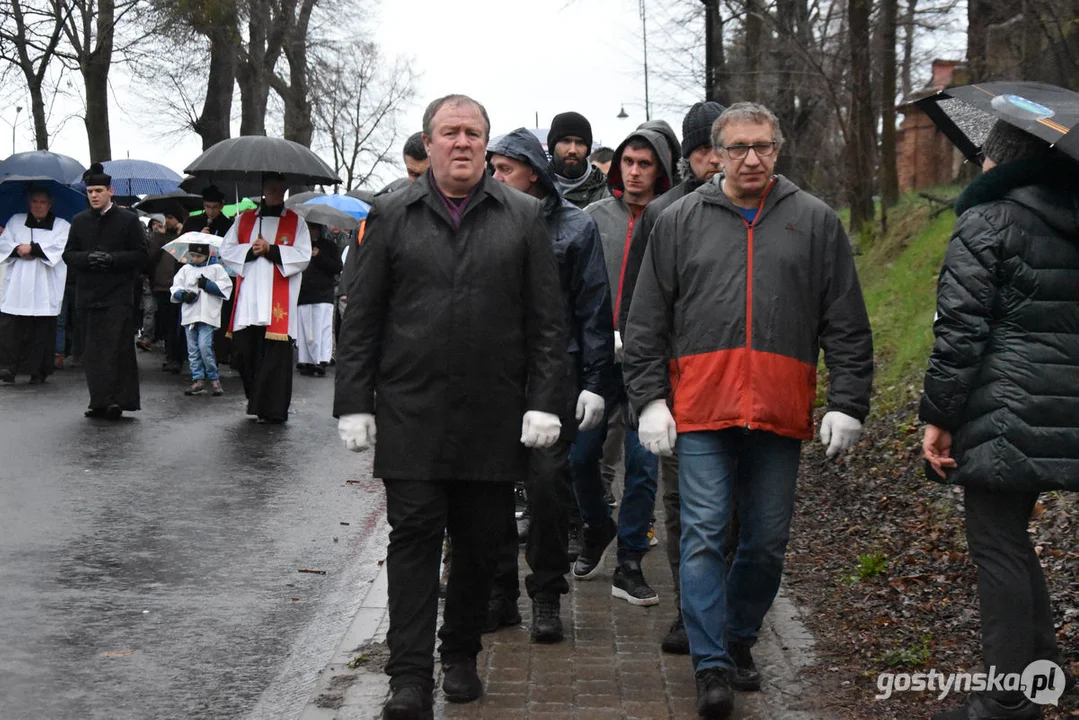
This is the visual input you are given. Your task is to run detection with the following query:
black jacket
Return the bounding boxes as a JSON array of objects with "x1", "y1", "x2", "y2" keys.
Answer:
[
  {"x1": 920, "y1": 155, "x2": 1079, "y2": 492},
  {"x1": 334, "y1": 172, "x2": 568, "y2": 482},
  {"x1": 63, "y1": 205, "x2": 149, "y2": 309},
  {"x1": 487, "y1": 128, "x2": 615, "y2": 401},
  {"x1": 298, "y1": 233, "x2": 344, "y2": 305},
  {"x1": 182, "y1": 213, "x2": 234, "y2": 237}
]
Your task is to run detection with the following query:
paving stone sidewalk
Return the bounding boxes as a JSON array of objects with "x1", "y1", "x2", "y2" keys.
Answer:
[{"x1": 300, "y1": 502, "x2": 821, "y2": 720}]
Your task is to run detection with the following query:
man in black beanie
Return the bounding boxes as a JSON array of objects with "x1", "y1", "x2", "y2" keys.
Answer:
[
  {"x1": 548, "y1": 111, "x2": 610, "y2": 209},
  {"x1": 62, "y1": 163, "x2": 148, "y2": 420},
  {"x1": 615, "y1": 99, "x2": 726, "y2": 656}
]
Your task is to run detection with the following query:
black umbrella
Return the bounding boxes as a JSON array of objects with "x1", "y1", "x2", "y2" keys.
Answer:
[
  {"x1": 184, "y1": 136, "x2": 341, "y2": 186},
  {"x1": 284, "y1": 190, "x2": 325, "y2": 207},
  {"x1": 133, "y1": 191, "x2": 205, "y2": 214},
  {"x1": 180, "y1": 175, "x2": 263, "y2": 203},
  {"x1": 916, "y1": 81, "x2": 1079, "y2": 162}
]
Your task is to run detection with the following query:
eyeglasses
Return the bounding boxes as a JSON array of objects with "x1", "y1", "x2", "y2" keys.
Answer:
[{"x1": 721, "y1": 141, "x2": 778, "y2": 160}]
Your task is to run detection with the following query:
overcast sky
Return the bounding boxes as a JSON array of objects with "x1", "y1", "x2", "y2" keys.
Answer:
[{"x1": 9, "y1": 0, "x2": 691, "y2": 190}]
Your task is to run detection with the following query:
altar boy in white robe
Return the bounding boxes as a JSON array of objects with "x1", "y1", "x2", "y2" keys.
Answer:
[
  {"x1": 0, "y1": 189, "x2": 70, "y2": 384},
  {"x1": 219, "y1": 172, "x2": 311, "y2": 423}
]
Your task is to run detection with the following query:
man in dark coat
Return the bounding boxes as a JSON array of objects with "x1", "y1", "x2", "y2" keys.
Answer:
[
  {"x1": 334, "y1": 94, "x2": 568, "y2": 719},
  {"x1": 182, "y1": 184, "x2": 234, "y2": 237},
  {"x1": 484, "y1": 127, "x2": 615, "y2": 643},
  {"x1": 921, "y1": 121, "x2": 1079, "y2": 720},
  {"x1": 548, "y1": 112, "x2": 610, "y2": 209},
  {"x1": 62, "y1": 163, "x2": 149, "y2": 420},
  {"x1": 146, "y1": 205, "x2": 185, "y2": 372}
]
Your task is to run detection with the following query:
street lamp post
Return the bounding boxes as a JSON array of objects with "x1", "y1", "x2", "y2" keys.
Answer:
[
  {"x1": 640, "y1": 0, "x2": 651, "y2": 121},
  {"x1": 12, "y1": 105, "x2": 23, "y2": 155}
]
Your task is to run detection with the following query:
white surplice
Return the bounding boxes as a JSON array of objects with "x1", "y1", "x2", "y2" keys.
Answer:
[
  {"x1": 0, "y1": 214, "x2": 70, "y2": 316},
  {"x1": 219, "y1": 209, "x2": 312, "y2": 336}
]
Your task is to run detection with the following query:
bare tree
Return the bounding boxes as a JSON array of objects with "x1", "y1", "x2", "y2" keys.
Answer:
[
  {"x1": 880, "y1": 0, "x2": 899, "y2": 217},
  {"x1": 847, "y1": 0, "x2": 876, "y2": 234},
  {"x1": 0, "y1": 0, "x2": 69, "y2": 150},
  {"x1": 311, "y1": 42, "x2": 415, "y2": 190}
]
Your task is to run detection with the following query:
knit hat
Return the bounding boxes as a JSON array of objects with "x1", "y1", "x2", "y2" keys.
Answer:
[
  {"x1": 82, "y1": 162, "x2": 111, "y2": 188},
  {"x1": 981, "y1": 120, "x2": 1051, "y2": 165},
  {"x1": 548, "y1": 112, "x2": 593, "y2": 154},
  {"x1": 681, "y1": 101, "x2": 726, "y2": 158},
  {"x1": 201, "y1": 184, "x2": 225, "y2": 203}
]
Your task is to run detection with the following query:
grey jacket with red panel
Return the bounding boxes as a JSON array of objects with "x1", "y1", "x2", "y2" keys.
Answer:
[{"x1": 623, "y1": 174, "x2": 873, "y2": 440}]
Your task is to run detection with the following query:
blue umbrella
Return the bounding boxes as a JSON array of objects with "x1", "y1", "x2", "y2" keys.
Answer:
[
  {"x1": 0, "y1": 150, "x2": 86, "y2": 184},
  {"x1": 0, "y1": 176, "x2": 88, "y2": 225},
  {"x1": 71, "y1": 159, "x2": 183, "y2": 195},
  {"x1": 302, "y1": 193, "x2": 370, "y2": 220}
]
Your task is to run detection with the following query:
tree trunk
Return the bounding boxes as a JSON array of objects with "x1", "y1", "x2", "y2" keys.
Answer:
[
  {"x1": 880, "y1": 0, "x2": 900, "y2": 216},
  {"x1": 278, "y1": 0, "x2": 315, "y2": 147},
  {"x1": 703, "y1": 0, "x2": 730, "y2": 105},
  {"x1": 847, "y1": 0, "x2": 876, "y2": 235},
  {"x1": 743, "y1": 0, "x2": 762, "y2": 102},
  {"x1": 195, "y1": 23, "x2": 238, "y2": 149},
  {"x1": 774, "y1": 0, "x2": 800, "y2": 185},
  {"x1": 83, "y1": 0, "x2": 114, "y2": 162},
  {"x1": 901, "y1": 0, "x2": 916, "y2": 99},
  {"x1": 967, "y1": 0, "x2": 991, "y2": 82},
  {"x1": 237, "y1": 0, "x2": 270, "y2": 136}
]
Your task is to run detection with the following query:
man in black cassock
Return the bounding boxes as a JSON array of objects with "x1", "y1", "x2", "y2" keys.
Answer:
[{"x1": 62, "y1": 164, "x2": 149, "y2": 420}]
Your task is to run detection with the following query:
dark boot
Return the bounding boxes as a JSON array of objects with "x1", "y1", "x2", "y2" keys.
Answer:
[
  {"x1": 662, "y1": 612, "x2": 690, "y2": 654},
  {"x1": 695, "y1": 667, "x2": 734, "y2": 719},
  {"x1": 931, "y1": 694, "x2": 1042, "y2": 720},
  {"x1": 728, "y1": 642, "x2": 762, "y2": 691},
  {"x1": 481, "y1": 594, "x2": 521, "y2": 634},
  {"x1": 441, "y1": 657, "x2": 482, "y2": 703},
  {"x1": 531, "y1": 597, "x2": 563, "y2": 644},
  {"x1": 572, "y1": 517, "x2": 616, "y2": 580},
  {"x1": 382, "y1": 684, "x2": 432, "y2": 720}
]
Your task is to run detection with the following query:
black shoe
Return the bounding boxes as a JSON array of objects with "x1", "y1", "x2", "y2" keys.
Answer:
[
  {"x1": 441, "y1": 657, "x2": 482, "y2": 703},
  {"x1": 695, "y1": 667, "x2": 734, "y2": 719},
  {"x1": 28, "y1": 375, "x2": 46, "y2": 385},
  {"x1": 531, "y1": 598, "x2": 563, "y2": 643},
  {"x1": 931, "y1": 694, "x2": 1042, "y2": 720},
  {"x1": 297, "y1": 363, "x2": 314, "y2": 376},
  {"x1": 0, "y1": 369, "x2": 14, "y2": 383},
  {"x1": 105, "y1": 404, "x2": 123, "y2": 421},
  {"x1": 382, "y1": 684, "x2": 432, "y2": 720},
  {"x1": 481, "y1": 595, "x2": 521, "y2": 634},
  {"x1": 662, "y1": 612, "x2": 690, "y2": 654},
  {"x1": 314, "y1": 363, "x2": 326, "y2": 376},
  {"x1": 572, "y1": 518, "x2": 616, "y2": 580},
  {"x1": 729, "y1": 642, "x2": 762, "y2": 691},
  {"x1": 611, "y1": 559, "x2": 659, "y2": 606},
  {"x1": 604, "y1": 486, "x2": 618, "y2": 507},
  {"x1": 84, "y1": 407, "x2": 108, "y2": 418},
  {"x1": 567, "y1": 522, "x2": 582, "y2": 563}
]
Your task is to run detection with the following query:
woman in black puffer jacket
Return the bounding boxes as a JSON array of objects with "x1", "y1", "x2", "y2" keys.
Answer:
[{"x1": 921, "y1": 120, "x2": 1079, "y2": 720}]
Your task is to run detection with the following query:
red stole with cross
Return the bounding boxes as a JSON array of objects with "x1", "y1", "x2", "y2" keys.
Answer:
[{"x1": 228, "y1": 209, "x2": 298, "y2": 341}]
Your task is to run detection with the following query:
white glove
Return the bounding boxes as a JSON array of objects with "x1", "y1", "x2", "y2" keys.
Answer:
[
  {"x1": 521, "y1": 410, "x2": 561, "y2": 448},
  {"x1": 639, "y1": 399, "x2": 677, "y2": 457},
  {"x1": 575, "y1": 390, "x2": 605, "y2": 431},
  {"x1": 819, "y1": 411, "x2": 863, "y2": 459},
  {"x1": 613, "y1": 331, "x2": 624, "y2": 363},
  {"x1": 338, "y1": 413, "x2": 377, "y2": 452}
]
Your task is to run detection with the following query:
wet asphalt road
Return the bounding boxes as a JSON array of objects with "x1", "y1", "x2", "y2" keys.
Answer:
[{"x1": 0, "y1": 353, "x2": 387, "y2": 720}]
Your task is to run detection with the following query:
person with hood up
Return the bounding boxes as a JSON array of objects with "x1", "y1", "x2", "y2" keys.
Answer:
[
  {"x1": 484, "y1": 127, "x2": 615, "y2": 644},
  {"x1": 571, "y1": 126, "x2": 673, "y2": 608},
  {"x1": 623, "y1": 102, "x2": 873, "y2": 719},
  {"x1": 616, "y1": 100, "x2": 726, "y2": 655},
  {"x1": 921, "y1": 120, "x2": 1079, "y2": 720},
  {"x1": 548, "y1": 112, "x2": 611, "y2": 209}
]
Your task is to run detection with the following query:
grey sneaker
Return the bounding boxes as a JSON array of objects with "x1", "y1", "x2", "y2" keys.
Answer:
[
  {"x1": 184, "y1": 380, "x2": 206, "y2": 396},
  {"x1": 210, "y1": 380, "x2": 224, "y2": 396}
]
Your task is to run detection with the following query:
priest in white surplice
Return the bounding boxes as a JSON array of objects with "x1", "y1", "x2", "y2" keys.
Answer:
[
  {"x1": 220, "y1": 173, "x2": 311, "y2": 422},
  {"x1": 0, "y1": 188, "x2": 70, "y2": 384}
]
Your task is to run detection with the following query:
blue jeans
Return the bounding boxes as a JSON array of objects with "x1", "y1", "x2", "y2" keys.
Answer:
[
  {"x1": 185, "y1": 322, "x2": 219, "y2": 380},
  {"x1": 569, "y1": 379, "x2": 658, "y2": 564},
  {"x1": 678, "y1": 429, "x2": 801, "y2": 673}
]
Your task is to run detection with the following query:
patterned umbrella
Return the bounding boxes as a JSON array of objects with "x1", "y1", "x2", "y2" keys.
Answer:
[{"x1": 71, "y1": 159, "x2": 184, "y2": 195}]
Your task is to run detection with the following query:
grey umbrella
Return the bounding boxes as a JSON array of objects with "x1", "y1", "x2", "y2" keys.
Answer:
[
  {"x1": 345, "y1": 187, "x2": 376, "y2": 204},
  {"x1": 284, "y1": 190, "x2": 325, "y2": 207},
  {"x1": 184, "y1": 136, "x2": 341, "y2": 186},
  {"x1": 293, "y1": 202, "x2": 360, "y2": 231}
]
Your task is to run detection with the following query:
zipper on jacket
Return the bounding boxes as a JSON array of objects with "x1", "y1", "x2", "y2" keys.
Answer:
[
  {"x1": 740, "y1": 177, "x2": 777, "y2": 430},
  {"x1": 614, "y1": 212, "x2": 639, "y2": 325}
]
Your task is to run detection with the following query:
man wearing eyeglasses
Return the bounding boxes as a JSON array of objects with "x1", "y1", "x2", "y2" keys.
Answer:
[{"x1": 623, "y1": 102, "x2": 873, "y2": 719}]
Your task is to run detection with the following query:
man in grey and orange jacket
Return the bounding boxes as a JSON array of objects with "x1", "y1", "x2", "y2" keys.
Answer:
[{"x1": 623, "y1": 102, "x2": 872, "y2": 719}]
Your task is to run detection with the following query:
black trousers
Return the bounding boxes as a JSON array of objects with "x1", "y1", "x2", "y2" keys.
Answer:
[
  {"x1": 383, "y1": 479, "x2": 514, "y2": 692},
  {"x1": 492, "y1": 436, "x2": 573, "y2": 602},
  {"x1": 152, "y1": 291, "x2": 184, "y2": 365},
  {"x1": 0, "y1": 313, "x2": 57, "y2": 378},
  {"x1": 964, "y1": 486, "x2": 1061, "y2": 702},
  {"x1": 82, "y1": 305, "x2": 140, "y2": 411},
  {"x1": 231, "y1": 326, "x2": 293, "y2": 421}
]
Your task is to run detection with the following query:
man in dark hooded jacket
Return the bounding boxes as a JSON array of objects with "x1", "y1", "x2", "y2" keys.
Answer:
[
  {"x1": 921, "y1": 120, "x2": 1079, "y2": 720},
  {"x1": 548, "y1": 112, "x2": 610, "y2": 209},
  {"x1": 571, "y1": 127, "x2": 673, "y2": 608},
  {"x1": 484, "y1": 128, "x2": 616, "y2": 643}
]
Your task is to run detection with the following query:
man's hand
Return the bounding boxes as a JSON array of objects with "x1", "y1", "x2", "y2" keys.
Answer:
[
  {"x1": 338, "y1": 413, "x2": 377, "y2": 452},
  {"x1": 88, "y1": 250, "x2": 113, "y2": 270},
  {"x1": 922, "y1": 424, "x2": 957, "y2": 478},
  {"x1": 613, "y1": 331, "x2": 624, "y2": 363},
  {"x1": 520, "y1": 411, "x2": 561, "y2": 448},
  {"x1": 252, "y1": 236, "x2": 270, "y2": 256},
  {"x1": 575, "y1": 390, "x2": 605, "y2": 431},
  {"x1": 639, "y1": 399, "x2": 677, "y2": 456},
  {"x1": 311, "y1": 245, "x2": 320, "y2": 257},
  {"x1": 201, "y1": 227, "x2": 212, "y2": 234},
  {"x1": 819, "y1": 411, "x2": 863, "y2": 459},
  {"x1": 16, "y1": 244, "x2": 32, "y2": 258}
]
